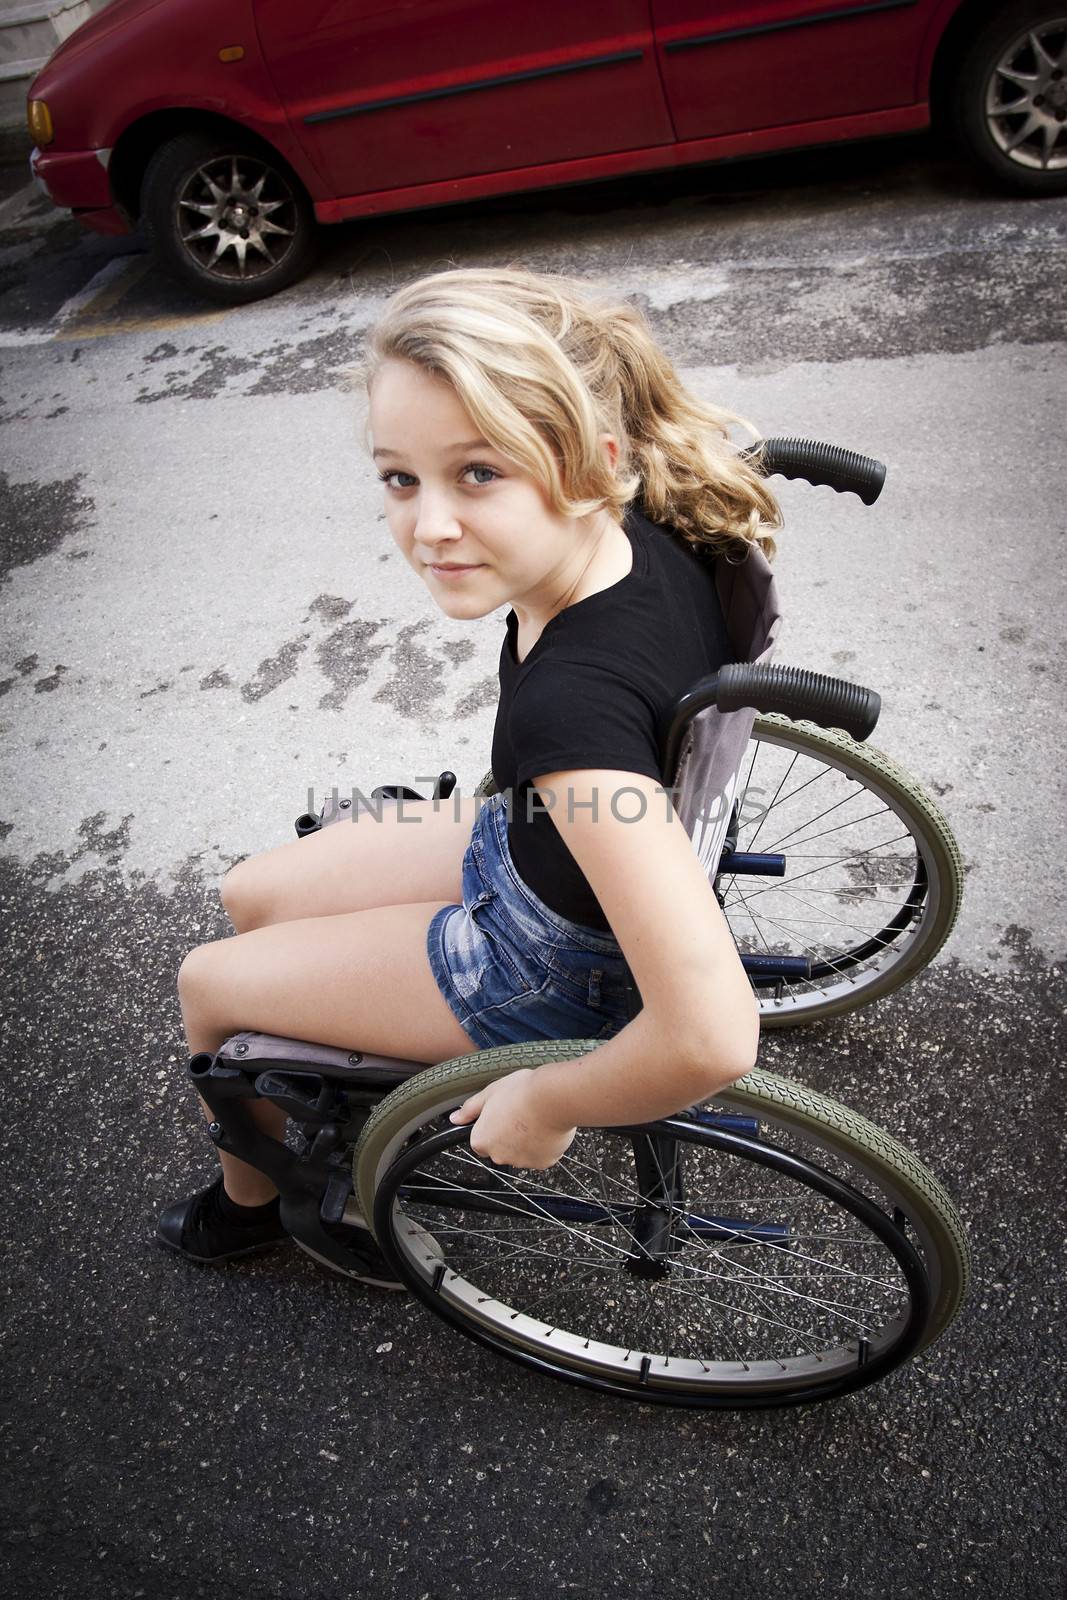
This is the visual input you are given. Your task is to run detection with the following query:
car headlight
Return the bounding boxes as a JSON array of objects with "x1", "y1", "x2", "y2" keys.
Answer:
[{"x1": 28, "y1": 100, "x2": 54, "y2": 146}]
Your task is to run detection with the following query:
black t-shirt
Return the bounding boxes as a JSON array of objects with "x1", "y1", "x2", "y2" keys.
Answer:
[{"x1": 490, "y1": 502, "x2": 732, "y2": 933}]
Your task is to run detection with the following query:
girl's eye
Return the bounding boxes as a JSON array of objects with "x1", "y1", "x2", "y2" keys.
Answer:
[
  {"x1": 462, "y1": 463, "x2": 499, "y2": 486},
  {"x1": 376, "y1": 464, "x2": 498, "y2": 490}
]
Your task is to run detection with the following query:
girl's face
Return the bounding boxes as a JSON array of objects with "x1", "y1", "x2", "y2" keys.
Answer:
[{"x1": 368, "y1": 357, "x2": 613, "y2": 627}]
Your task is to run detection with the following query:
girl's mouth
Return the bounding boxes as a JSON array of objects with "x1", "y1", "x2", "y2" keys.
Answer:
[{"x1": 429, "y1": 563, "x2": 483, "y2": 579}]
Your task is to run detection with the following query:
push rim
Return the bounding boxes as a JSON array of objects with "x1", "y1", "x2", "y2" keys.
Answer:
[
  {"x1": 722, "y1": 718, "x2": 962, "y2": 1026},
  {"x1": 175, "y1": 154, "x2": 299, "y2": 281},
  {"x1": 984, "y1": 19, "x2": 1067, "y2": 173},
  {"x1": 371, "y1": 1113, "x2": 931, "y2": 1408}
]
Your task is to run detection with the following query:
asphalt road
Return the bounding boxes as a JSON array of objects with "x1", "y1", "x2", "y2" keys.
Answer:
[{"x1": 1, "y1": 131, "x2": 1065, "y2": 1599}]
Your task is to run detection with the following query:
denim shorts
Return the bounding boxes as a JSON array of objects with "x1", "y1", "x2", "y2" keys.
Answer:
[{"x1": 426, "y1": 790, "x2": 636, "y2": 1051}]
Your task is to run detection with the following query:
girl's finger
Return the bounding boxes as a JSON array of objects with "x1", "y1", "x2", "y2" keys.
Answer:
[{"x1": 449, "y1": 1093, "x2": 483, "y2": 1124}]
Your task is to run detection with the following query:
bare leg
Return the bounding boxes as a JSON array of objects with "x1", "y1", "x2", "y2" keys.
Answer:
[
  {"x1": 175, "y1": 901, "x2": 477, "y2": 1209},
  {"x1": 178, "y1": 797, "x2": 478, "y2": 1205},
  {"x1": 179, "y1": 992, "x2": 286, "y2": 1206}
]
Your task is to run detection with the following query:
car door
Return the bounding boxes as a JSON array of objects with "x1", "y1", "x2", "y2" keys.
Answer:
[
  {"x1": 255, "y1": 0, "x2": 674, "y2": 202},
  {"x1": 651, "y1": 0, "x2": 940, "y2": 141}
]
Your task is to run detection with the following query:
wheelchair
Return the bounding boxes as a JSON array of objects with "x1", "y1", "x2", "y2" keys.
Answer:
[{"x1": 190, "y1": 439, "x2": 969, "y2": 1411}]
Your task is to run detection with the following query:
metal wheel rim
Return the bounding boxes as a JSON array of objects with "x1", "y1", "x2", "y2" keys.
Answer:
[
  {"x1": 175, "y1": 153, "x2": 299, "y2": 281},
  {"x1": 723, "y1": 726, "x2": 945, "y2": 1022},
  {"x1": 374, "y1": 1119, "x2": 929, "y2": 1403},
  {"x1": 984, "y1": 18, "x2": 1067, "y2": 172}
]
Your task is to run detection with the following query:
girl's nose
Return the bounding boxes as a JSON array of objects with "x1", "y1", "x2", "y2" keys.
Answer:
[{"x1": 412, "y1": 491, "x2": 463, "y2": 547}]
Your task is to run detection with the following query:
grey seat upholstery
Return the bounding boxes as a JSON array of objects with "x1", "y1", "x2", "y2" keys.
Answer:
[{"x1": 670, "y1": 542, "x2": 782, "y2": 878}]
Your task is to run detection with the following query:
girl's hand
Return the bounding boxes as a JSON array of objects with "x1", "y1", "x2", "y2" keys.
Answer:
[{"x1": 448, "y1": 1069, "x2": 578, "y2": 1170}]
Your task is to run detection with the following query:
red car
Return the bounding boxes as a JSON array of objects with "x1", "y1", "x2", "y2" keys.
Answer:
[{"x1": 26, "y1": 1, "x2": 1067, "y2": 305}]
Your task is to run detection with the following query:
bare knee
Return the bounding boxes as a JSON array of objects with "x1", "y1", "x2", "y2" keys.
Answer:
[
  {"x1": 177, "y1": 941, "x2": 237, "y2": 1054},
  {"x1": 220, "y1": 860, "x2": 265, "y2": 933},
  {"x1": 177, "y1": 942, "x2": 220, "y2": 1005}
]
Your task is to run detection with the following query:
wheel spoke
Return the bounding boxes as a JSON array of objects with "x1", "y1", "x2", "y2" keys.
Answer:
[
  {"x1": 1003, "y1": 111, "x2": 1043, "y2": 151},
  {"x1": 734, "y1": 840, "x2": 916, "y2": 900},
  {"x1": 184, "y1": 220, "x2": 224, "y2": 244},
  {"x1": 734, "y1": 879, "x2": 904, "y2": 941},
  {"x1": 200, "y1": 172, "x2": 227, "y2": 204},
  {"x1": 245, "y1": 230, "x2": 277, "y2": 263},
  {"x1": 995, "y1": 65, "x2": 1037, "y2": 97},
  {"x1": 1030, "y1": 28, "x2": 1059, "y2": 74},
  {"x1": 209, "y1": 230, "x2": 236, "y2": 264},
  {"x1": 754, "y1": 798, "x2": 893, "y2": 856},
  {"x1": 435, "y1": 1153, "x2": 638, "y2": 1259},
  {"x1": 1041, "y1": 119, "x2": 1064, "y2": 166}
]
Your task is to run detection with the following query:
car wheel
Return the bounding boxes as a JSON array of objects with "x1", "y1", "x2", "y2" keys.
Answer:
[
  {"x1": 950, "y1": 8, "x2": 1067, "y2": 194},
  {"x1": 140, "y1": 131, "x2": 319, "y2": 305}
]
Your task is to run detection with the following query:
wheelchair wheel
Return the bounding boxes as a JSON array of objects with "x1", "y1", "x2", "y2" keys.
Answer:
[
  {"x1": 353, "y1": 1045, "x2": 969, "y2": 1409},
  {"x1": 725, "y1": 717, "x2": 963, "y2": 1028},
  {"x1": 477, "y1": 711, "x2": 964, "y2": 1031}
]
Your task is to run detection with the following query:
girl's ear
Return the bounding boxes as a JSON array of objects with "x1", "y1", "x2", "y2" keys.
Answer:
[{"x1": 600, "y1": 433, "x2": 620, "y2": 475}]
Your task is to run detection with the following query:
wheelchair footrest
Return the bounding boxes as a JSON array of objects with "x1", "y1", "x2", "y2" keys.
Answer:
[{"x1": 319, "y1": 1164, "x2": 354, "y2": 1227}]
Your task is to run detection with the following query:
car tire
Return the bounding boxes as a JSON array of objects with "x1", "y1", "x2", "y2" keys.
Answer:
[
  {"x1": 949, "y1": 7, "x2": 1067, "y2": 195},
  {"x1": 140, "y1": 130, "x2": 320, "y2": 305}
]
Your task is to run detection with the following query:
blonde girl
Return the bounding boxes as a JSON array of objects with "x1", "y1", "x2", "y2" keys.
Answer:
[{"x1": 157, "y1": 264, "x2": 781, "y2": 1280}]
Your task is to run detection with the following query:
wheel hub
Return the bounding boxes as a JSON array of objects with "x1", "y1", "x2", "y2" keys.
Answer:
[
  {"x1": 224, "y1": 201, "x2": 257, "y2": 227},
  {"x1": 1044, "y1": 78, "x2": 1067, "y2": 113}
]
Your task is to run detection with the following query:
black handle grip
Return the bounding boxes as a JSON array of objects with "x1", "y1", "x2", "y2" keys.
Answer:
[
  {"x1": 747, "y1": 437, "x2": 886, "y2": 505},
  {"x1": 717, "y1": 662, "x2": 880, "y2": 741}
]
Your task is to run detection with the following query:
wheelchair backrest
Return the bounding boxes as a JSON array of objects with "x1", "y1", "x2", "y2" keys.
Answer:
[{"x1": 668, "y1": 541, "x2": 782, "y2": 878}]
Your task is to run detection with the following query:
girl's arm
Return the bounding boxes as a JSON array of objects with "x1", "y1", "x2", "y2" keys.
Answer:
[{"x1": 451, "y1": 768, "x2": 759, "y2": 1167}]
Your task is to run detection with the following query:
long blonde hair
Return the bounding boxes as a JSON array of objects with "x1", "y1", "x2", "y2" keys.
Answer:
[{"x1": 357, "y1": 264, "x2": 782, "y2": 561}]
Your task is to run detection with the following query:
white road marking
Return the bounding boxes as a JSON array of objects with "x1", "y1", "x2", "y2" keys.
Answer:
[
  {"x1": 0, "y1": 325, "x2": 56, "y2": 347},
  {"x1": 54, "y1": 254, "x2": 151, "y2": 328},
  {"x1": 0, "y1": 179, "x2": 68, "y2": 232},
  {"x1": 0, "y1": 252, "x2": 230, "y2": 348}
]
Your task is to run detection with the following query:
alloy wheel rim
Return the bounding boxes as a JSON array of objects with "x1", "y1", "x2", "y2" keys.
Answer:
[
  {"x1": 176, "y1": 154, "x2": 299, "y2": 280},
  {"x1": 985, "y1": 20, "x2": 1067, "y2": 171}
]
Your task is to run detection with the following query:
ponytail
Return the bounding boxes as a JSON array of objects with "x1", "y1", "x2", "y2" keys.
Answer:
[{"x1": 596, "y1": 299, "x2": 780, "y2": 561}]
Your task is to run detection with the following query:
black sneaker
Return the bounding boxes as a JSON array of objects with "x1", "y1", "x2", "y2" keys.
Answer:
[{"x1": 155, "y1": 1175, "x2": 290, "y2": 1264}]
